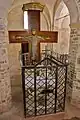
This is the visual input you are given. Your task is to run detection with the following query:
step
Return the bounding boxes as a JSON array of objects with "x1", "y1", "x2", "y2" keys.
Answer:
[{"x1": 25, "y1": 112, "x2": 65, "y2": 120}]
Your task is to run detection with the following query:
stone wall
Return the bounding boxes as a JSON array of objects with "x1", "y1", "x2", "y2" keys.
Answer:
[
  {"x1": 65, "y1": 25, "x2": 80, "y2": 109},
  {"x1": 66, "y1": 28, "x2": 78, "y2": 102},
  {"x1": 70, "y1": 27, "x2": 80, "y2": 107},
  {"x1": 8, "y1": 43, "x2": 21, "y2": 84},
  {"x1": 0, "y1": 18, "x2": 11, "y2": 113}
]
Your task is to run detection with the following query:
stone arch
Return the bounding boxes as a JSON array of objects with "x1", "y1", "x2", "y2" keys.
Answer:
[
  {"x1": 53, "y1": 0, "x2": 70, "y2": 54},
  {"x1": 8, "y1": 1, "x2": 51, "y2": 31},
  {"x1": 41, "y1": 12, "x2": 50, "y2": 30},
  {"x1": 52, "y1": 0, "x2": 61, "y2": 29},
  {"x1": 54, "y1": 1, "x2": 70, "y2": 29},
  {"x1": 63, "y1": 0, "x2": 79, "y2": 23},
  {"x1": 43, "y1": 6, "x2": 51, "y2": 30},
  {"x1": 53, "y1": 0, "x2": 79, "y2": 27}
]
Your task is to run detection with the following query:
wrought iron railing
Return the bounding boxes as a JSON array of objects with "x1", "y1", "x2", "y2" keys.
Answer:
[
  {"x1": 20, "y1": 51, "x2": 68, "y2": 66},
  {"x1": 41, "y1": 50, "x2": 68, "y2": 64},
  {"x1": 21, "y1": 55, "x2": 68, "y2": 117}
]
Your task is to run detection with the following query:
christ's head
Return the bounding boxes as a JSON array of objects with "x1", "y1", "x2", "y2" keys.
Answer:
[{"x1": 31, "y1": 29, "x2": 36, "y2": 35}]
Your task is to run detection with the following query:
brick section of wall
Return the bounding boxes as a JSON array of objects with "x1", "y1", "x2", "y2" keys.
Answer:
[
  {"x1": 0, "y1": 19, "x2": 12, "y2": 113},
  {"x1": 71, "y1": 28, "x2": 80, "y2": 108},
  {"x1": 66, "y1": 27, "x2": 80, "y2": 108},
  {"x1": 67, "y1": 28, "x2": 78, "y2": 102}
]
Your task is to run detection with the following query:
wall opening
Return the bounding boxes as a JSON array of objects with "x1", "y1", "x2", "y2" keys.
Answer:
[
  {"x1": 53, "y1": 1, "x2": 70, "y2": 54},
  {"x1": 24, "y1": 11, "x2": 28, "y2": 29}
]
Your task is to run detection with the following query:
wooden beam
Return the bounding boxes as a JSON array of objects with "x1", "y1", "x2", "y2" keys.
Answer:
[{"x1": 8, "y1": 31, "x2": 58, "y2": 43}]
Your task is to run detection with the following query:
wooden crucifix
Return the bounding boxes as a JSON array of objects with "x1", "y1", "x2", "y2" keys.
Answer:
[
  {"x1": 9, "y1": 30, "x2": 58, "y2": 61},
  {"x1": 8, "y1": 2, "x2": 58, "y2": 64}
]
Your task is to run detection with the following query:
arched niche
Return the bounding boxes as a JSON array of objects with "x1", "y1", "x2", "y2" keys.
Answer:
[
  {"x1": 8, "y1": 1, "x2": 51, "y2": 31},
  {"x1": 53, "y1": 1, "x2": 70, "y2": 54}
]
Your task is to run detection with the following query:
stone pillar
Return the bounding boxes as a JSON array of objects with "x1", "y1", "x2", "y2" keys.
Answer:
[
  {"x1": 0, "y1": 17, "x2": 12, "y2": 113},
  {"x1": 67, "y1": 23, "x2": 80, "y2": 108}
]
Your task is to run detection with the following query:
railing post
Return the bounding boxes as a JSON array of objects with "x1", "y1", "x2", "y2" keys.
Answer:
[
  {"x1": 63, "y1": 65, "x2": 67, "y2": 110},
  {"x1": 34, "y1": 67, "x2": 37, "y2": 116},
  {"x1": 55, "y1": 66, "x2": 58, "y2": 113},
  {"x1": 22, "y1": 67, "x2": 26, "y2": 118},
  {"x1": 45, "y1": 58, "x2": 48, "y2": 114}
]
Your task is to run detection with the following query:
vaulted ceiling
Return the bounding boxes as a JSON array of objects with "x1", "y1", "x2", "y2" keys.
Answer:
[
  {"x1": 8, "y1": 0, "x2": 62, "y2": 15},
  {"x1": 7, "y1": 0, "x2": 70, "y2": 30},
  {"x1": 12, "y1": 0, "x2": 57, "y2": 7},
  {"x1": 8, "y1": 0, "x2": 62, "y2": 30},
  {"x1": 0, "y1": 0, "x2": 79, "y2": 23}
]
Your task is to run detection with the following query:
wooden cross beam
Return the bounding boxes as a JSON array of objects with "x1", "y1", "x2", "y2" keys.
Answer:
[{"x1": 8, "y1": 31, "x2": 58, "y2": 43}]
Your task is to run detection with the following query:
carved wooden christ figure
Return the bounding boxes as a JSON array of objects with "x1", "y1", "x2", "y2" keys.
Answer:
[{"x1": 23, "y1": 29, "x2": 44, "y2": 61}]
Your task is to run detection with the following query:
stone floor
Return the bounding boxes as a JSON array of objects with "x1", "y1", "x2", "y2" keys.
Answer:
[
  {"x1": 0, "y1": 75, "x2": 80, "y2": 120},
  {"x1": 64, "y1": 117, "x2": 80, "y2": 120}
]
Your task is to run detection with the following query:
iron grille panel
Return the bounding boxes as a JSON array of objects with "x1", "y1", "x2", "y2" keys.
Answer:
[{"x1": 22, "y1": 56, "x2": 68, "y2": 117}]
